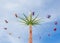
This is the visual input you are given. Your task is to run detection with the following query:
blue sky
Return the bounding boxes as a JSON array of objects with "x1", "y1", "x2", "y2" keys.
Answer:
[{"x1": 0, "y1": 0, "x2": 60, "y2": 43}]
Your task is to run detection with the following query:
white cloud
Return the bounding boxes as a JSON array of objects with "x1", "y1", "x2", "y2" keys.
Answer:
[
  {"x1": 2, "y1": 0, "x2": 44, "y2": 10},
  {"x1": 8, "y1": 35, "x2": 20, "y2": 43},
  {"x1": 4, "y1": 3, "x2": 19, "y2": 10}
]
